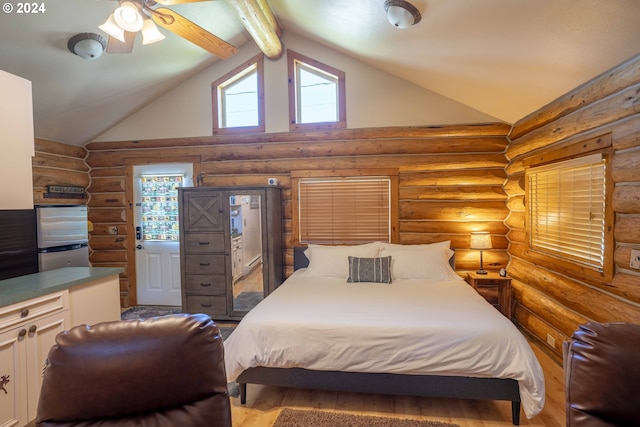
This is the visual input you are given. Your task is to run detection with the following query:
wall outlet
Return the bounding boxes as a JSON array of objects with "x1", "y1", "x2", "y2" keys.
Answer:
[
  {"x1": 108, "y1": 226, "x2": 118, "y2": 235},
  {"x1": 546, "y1": 333, "x2": 556, "y2": 348},
  {"x1": 630, "y1": 249, "x2": 640, "y2": 269}
]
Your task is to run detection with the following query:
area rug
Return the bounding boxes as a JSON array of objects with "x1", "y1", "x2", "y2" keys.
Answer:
[
  {"x1": 234, "y1": 291, "x2": 263, "y2": 311},
  {"x1": 120, "y1": 305, "x2": 235, "y2": 340},
  {"x1": 120, "y1": 305, "x2": 181, "y2": 320},
  {"x1": 272, "y1": 409, "x2": 460, "y2": 427}
]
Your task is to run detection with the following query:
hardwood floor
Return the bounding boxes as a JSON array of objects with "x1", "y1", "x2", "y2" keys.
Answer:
[
  {"x1": 229, "y1": 341, "x2": 565, "y2": 427},
  {"x1": 233, "y1": 265, "x2": 263, "y2": 297}
]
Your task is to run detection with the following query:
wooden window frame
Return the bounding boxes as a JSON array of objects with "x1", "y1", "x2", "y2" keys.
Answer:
[
  {"x1": 523, "y1": 134, "x2": 614, "y2": 284},
  {"x1": 292, "y1": 169, "x2": 399, "y2": 246},
  {"x1": 287, "y1": 50, "x2": 346, "y2": 132},
  {"x1": 211, "y1": 53, "x2": 265, "y2": 134}
]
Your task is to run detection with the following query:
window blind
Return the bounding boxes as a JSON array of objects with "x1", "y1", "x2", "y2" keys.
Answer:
[
  {"x1": 528, "y1": 153, "x2": 606, "y2": 269},
  {"x1": 298, "y1": 177, "x2": 390, "y2": 243}
]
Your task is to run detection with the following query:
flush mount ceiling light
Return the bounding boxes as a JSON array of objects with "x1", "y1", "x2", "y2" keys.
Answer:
[
  {"x1": 67, "y1": 33, "x2": 107, "y2": 60},
  {"x1": 384, "y1": 0, "x2": 421, "y2": 29}
]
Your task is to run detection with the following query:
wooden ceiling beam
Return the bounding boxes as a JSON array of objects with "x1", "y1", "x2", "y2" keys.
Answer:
[{"x1": 227, "y1": 0, "x2": 283, "y2": 60}]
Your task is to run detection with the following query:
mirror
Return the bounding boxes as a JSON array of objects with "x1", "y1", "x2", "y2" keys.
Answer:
[{"x1": 230, "y1": 194, "x2": 264, "y2": 312}]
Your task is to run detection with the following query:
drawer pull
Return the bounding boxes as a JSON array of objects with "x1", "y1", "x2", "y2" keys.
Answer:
[
  {"x1": 18, "y1": 329, "x2": 27, "y2": 338},
  {"x1": 21, "y1": 308, "x2": 29, "y2": 318},
  {"x1": 199, "y1": 262, "x2": 210, "y2": 266},
  {"x1": 198, "y1": 241, "x2": 210, "y2": 245},
  {"x1": 201, "y1": 303, "x2": 212, "y2": 308},
  {"x1": 200, "y1": 283, "x2": 212, "y2": 287},
  {"x1": 29, "y1": 325, "x2": 37, "y2": 334}
]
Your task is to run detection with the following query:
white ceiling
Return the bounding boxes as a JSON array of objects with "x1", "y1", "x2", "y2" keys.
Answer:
[{"x1": 1, "y1": 0, "x2": 640, "y2": 146}]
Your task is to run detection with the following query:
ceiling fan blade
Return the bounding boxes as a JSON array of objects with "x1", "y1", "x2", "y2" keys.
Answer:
[
  {"x1": 151, "y1": 7, "x2": 238, "y2": 58},
  {"x1": 105, "y1": 31, "x2": 136, "y2": 54},
  {"x1": 153, "y1": 0, "x2": 216, "y2": 4}
]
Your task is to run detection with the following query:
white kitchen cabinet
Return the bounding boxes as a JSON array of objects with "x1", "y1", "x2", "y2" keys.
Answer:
[
  {"x1": 0, "y1": 69, "x2": 34, "y2": 210},
  {"x1": 0, "y1": 291, "x2": 69, "y2": 426},
  {"x1": 231, "y1": 235, "x2": 243, "y2": 283},
  {"x1": 68, "y1": 274, "x2": 121, "y2": 327}
]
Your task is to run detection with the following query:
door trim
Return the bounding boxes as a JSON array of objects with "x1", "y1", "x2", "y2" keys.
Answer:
[{"x1": 124, "y1": 156, "x2": 200, "y2": 307}]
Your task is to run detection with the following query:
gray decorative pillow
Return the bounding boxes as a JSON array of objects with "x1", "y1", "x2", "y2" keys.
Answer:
[{"x1": 347, "y1": 256, "x2": 392, "y2": 283}]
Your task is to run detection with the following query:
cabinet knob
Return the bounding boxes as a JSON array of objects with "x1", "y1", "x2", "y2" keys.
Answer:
[
  {"x1": 18, "y1": 329, "x2": 27, "y2": 338},
  {"x1": 201, "y1": 303, "x2": 212, "y2": 308},
  {"x1": 20, "y1": 308, "x2": 29, "y2": 318},
  {"x1": 200, "y1": 283, "x2": 212, "y2": 287},
  {"x1": 28, "y1": 325, "x2": 37, "y2": 334},
  {"x1": 198, "y1": 241, "x2": 210, "y2": 245},
  {"x1": 199, "y1": 262, "x2": 210, "y2": 266}
]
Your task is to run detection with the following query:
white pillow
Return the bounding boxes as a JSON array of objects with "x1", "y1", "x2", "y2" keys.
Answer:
[
  {"x1": 378, "y1": 241, "x2": 459, "y2": 280},
  {"x1": 302, "y1": 243, "x2": 382, "y2": 278}
]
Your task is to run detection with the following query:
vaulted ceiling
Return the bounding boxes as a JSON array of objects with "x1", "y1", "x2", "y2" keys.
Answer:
[{"x1": 1, "y1": 0, "x2": 639, "y2": 146}]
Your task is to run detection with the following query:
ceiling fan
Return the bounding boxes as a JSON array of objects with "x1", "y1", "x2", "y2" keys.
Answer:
[{"x1": 99, "y1": 0, "x2": 238, "y2": 59}]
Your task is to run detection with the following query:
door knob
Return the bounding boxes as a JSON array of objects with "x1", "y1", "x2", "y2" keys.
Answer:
[{"x1": 136, "y1": 245, "x2": 144, "y2": 250}]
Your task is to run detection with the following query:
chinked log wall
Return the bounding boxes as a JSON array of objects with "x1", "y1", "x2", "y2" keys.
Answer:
[
  {"x1": 84, "y1": 124, "x2": 511, "y2": 307},
  {"x1": 32, "y1": 138, "x2": 89, "y2": 206},
  {"x1": 506, "y1": 54, "x2": 640, "y2": 360}
]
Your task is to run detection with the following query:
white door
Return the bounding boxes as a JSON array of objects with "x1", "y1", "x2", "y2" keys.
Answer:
[{"x1": 134, "y1": 163, "x2": 193, "y2": 306}]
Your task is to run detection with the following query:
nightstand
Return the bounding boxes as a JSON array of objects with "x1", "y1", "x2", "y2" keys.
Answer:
[{"x1": 465, "y1": 272, "x2": 512, "y2": 319}]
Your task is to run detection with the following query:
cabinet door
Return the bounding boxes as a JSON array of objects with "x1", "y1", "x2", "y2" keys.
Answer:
[
  {"x1": 26, "y1": 310, "x2": 69, "y2": 421},
  {"x1": 182, "y1": 191, "x2": 227, "y2": 232},
  {"x1": 0, "y1": 327, "x2": 28, "y2": 427}
]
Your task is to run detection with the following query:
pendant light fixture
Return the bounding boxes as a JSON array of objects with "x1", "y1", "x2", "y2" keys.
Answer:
[{"x1": 384, "y1": 0, "x2": 422, "y2": 29}]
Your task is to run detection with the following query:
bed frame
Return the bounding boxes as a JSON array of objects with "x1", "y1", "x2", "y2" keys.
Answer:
[{"x1": 237, "y1": 247, "x2": 522, "y2": 425}]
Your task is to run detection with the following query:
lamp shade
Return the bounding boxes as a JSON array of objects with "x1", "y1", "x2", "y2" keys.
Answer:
[
  {"x1": 113, "y1": 1, "x2": 144, "y2": 32},
  {"x1": 470, "y1": 232, "x2": 492, "y2": 250},
  {"x1": 141, "y1": 19, "x2": 165, "y2": 45},
  {"x1": 99, "y1": 13, "x2": 126, "y2": 42}
]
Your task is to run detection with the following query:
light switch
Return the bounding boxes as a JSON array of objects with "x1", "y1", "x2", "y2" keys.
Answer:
[{"x1": 630, "y1": 249, "x2": 640, "y2": 269}]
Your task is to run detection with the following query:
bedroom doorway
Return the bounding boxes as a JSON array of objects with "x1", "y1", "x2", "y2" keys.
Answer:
[{"x1": 133, "y1": 163, "x2": 193, "y2": 306}]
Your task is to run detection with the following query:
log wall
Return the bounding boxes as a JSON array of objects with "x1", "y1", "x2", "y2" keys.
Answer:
[
  {"x1": 84, "y1": 124, "x2": 511, "y2": 307},
  {"x1": 506, "y1": 54, "x2": 640, "y2": 360},
  {"x1": 32, "y1": 138, "x2": 89, "y2": 205}
]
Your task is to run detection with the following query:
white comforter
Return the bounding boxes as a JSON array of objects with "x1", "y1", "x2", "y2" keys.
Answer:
[{"x1": 223, "y1": 271, "x2": 545, "y2": 418}]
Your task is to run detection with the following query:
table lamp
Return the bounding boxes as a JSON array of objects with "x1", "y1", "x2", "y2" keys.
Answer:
[{"x1": 470, "y1": 232, "x2": 492, "y2": 275}]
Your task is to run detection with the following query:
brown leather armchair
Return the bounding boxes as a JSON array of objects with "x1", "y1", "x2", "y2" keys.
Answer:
[
  {"x1": 36, "y1": 313, "x2": 232, "y2": 427},
  {"x1": 564, "y1": 321, "x2": 640, "y2": 426}
]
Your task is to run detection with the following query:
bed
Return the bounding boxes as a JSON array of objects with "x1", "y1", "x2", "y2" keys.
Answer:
[{"x1": 223, "y1": 242, "x2": 545, "y2": 425}]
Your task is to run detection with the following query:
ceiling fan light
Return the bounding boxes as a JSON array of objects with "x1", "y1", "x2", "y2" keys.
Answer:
[
  {"x1": 141, "y1": 19, "x2": 165, "y2": 45},
  {"x1": 113, "y1": 1, "x2": 144, "y2": 32},
  {"x1": 384, "y1": 0, "x2": 421, "y2": 29},
  {"x1": 99, "y1": 14, "x2": 126, "y2": 42}
]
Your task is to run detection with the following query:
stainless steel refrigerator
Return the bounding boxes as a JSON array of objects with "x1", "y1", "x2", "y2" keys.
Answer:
[{"x1": 36, "y1": 205, "x2": 90, "y2": 271}]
